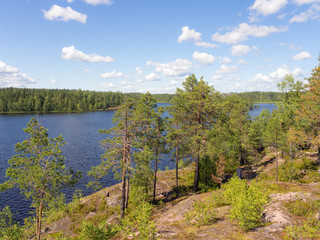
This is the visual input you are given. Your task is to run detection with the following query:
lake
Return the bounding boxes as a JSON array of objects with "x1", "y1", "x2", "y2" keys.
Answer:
[{"x1": 0, "y1": 103, "x2": 276, "y2": 222}]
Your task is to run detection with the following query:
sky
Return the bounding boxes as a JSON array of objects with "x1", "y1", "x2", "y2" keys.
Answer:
[{"x1": 0, "y1": 0, "x2": 319, "y2": 93}]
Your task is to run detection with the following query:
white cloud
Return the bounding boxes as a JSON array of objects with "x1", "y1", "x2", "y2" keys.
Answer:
[
  {"x1": 238, "y1": 59, "x2": 248, "y2": 64},
  {"x1": 219, "y1": 57, "x2": 232, "y2": 64},
  {"x1": 135, "y1": 67, "x2": 143, "y2": 76},
  {"x1": 61, "y1": 46, "x2": 114, "y2": 63},
  {"x1": 178, "y1": 26, "x2": 201, "y2": 43},
  {"x1": 249, "y1": 66, "x2": 304, "y2": 84},
  {"x1": 66, "y1": 0, "x2": 74, "y2": 3},
  {"x1": 101, "y1": 70, "x2": 127, "y2": 79},
  {"x1": 83, "y1": 68, "x2": 91, "y2": 72},
  {"x1": 102, "y1": 82, "x2": 114, "y2": 88},
  {"x1": 50, "y1": 78, "x2": 57, "y2": 84},
  {"x1": 170, "y1": 80, "x2": 178, "y2": 85},
  {"x1": 211, "y1": 23, "x2": 288, "y2": 44},
  {"x1": 231, "y1": 44, "x2": 252, "y2": 56},
  {"x1": 0, "y1": 60, "x2": 36, "y2": 87},
  {"x1": 292, "y1": 51, "x2": 312, "y2": 60},
  {"x1": 249, "y1": 0, "x2": 288, "y2": 16},
  {"x1": 84, "y1": 0, "x2": 113, "y2": 5},
  {"x1": 292, "y1": 68, "x2": 304, "y2": 76},
  {"x1": 120, "y1": 81, "x2": 130, "y2": 85},
  {"x1": 178, "y1": 26, "x2": 218, "y2": 48},
  {"x1": 293, "y1": 0, "x2": 320, "y2": 6},
  {"x1": 43, "y1": 5, "x2": 87, "y2": 24},
  {"x1": 279, "y1": 42, "x2": 303, "y2": 50},
  {"x1": 145, "y1": 73, "x2": 161, "y2": 81},
  {"x1": 195, "y1": 42, "x2": 219, "y2": 48},
  {"x1": 215, "y1": 65, "x2": 239, "y2": 75},
  {"x1": 289, "y1": 4, "x2": 320, "y2": 23},
  {"x1": 146, "y1": 58, "x2": 192, "y2": 77},
  {"x1": 192, "y1": 51, "x2": 216, "y2": 65},
  {"x1": 210, "y1": 75, "x2": 223, "y2": 80}
]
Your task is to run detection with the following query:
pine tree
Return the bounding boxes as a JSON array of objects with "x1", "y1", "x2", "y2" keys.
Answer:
[
  {"x1": 0, "y1": 118, "x2": 79, "y2": 240},
  {"x1": 171, "y1": 74, "x2": 220, "y2": 192},
  {"x1": 88, "y1": 98, "x2": 135, "y2": 218}
]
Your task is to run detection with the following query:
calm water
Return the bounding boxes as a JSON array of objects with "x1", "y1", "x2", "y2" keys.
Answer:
[
  {"x1": 0, "y1": 103, "x2": 275, "y2": 222},
  {"x1": 250, "y1": 103, "x2": 277, "y2": 118}
]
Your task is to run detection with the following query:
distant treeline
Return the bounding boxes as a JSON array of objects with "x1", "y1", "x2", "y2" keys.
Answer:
[
  {"x1": 227, "y1": 91, "x2": 283, "y2": 103},
  {"x1": 0, "y1": 88, "x2": 124, "y2": 112},
  {"x1": 0, "y1": 87, "x2": 280, "y2": 113},
  {"x1": 0, "y1": 88, "x2": 175, "y2": 112}
]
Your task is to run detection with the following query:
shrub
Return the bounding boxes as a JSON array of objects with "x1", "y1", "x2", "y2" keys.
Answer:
[
  {"x1": 185, "y1": 196, "x2": 216, "y2": 226},
  {"x1": 284, "y1": 217, "x2": 320, "y2": 240},
  {"x1": 211, "y1": 189, "x2": 228, "y2": 207},
  {"x1": 45, "y1": 194, "x2": 67, "y2": 224},
  {"x1": 223, "y1": 176, "x2": 269, "y2": 231},
  {"x1": 279, "y1": 158, "x2": 318, "y2": 182},
  {"x1": 0, "y1": 206, "x2": 23, "y2": 240},
  {"x1": 120, "y1": 201, "x2": 157, "y2": 240},
  {"x1": 284, "y1": 199, "x2": 319, "y2": 217},
  {"x1": 78, "y1": 221, "x2": 116, "y2": 240}
]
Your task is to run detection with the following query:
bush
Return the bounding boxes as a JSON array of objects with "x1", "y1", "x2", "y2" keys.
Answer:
[
  {"x1": 284, "y1": 199, "x2": 319, "y2": 217},
  {"x1": 120, "y1": 201, "x2": 157, "y2": 240},
  {"x1": 45, "y1": 194, "x2": 67, "y2": 224},
  {"x1": 185, "y1": 196, "x2": 216, "y2": 226},
  {"x1": 284, "y1": 217, "x2": 320, "y2": 240},
  {"x1": 279, "y1": 158, "x2": 318, "y2": 182},
  {"x1": 78, "y1": 221, "x2": 116, "y2": 240},
  {"x1": 223, "y1": 176, "x2": 269, "y2": 230},
  {"x1": 211, "y1": 189, "x2": 228, "y2": 207},
  {"x1": 0, "y1": 206, "x2": 23, "y2": 240}
]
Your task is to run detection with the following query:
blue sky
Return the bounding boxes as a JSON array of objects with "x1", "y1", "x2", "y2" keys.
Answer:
[{"x1": 0, "y1": 0, "x2": 319, "y2": 93}]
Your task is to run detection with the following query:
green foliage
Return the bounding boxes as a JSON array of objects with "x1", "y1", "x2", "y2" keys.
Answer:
[
  {"x1": 0, "y1": 117, "x2": 80, "y2": 239},
  {"x1": 284, "y1": 217, "x2": 320, "y2": 240},
  {"x1": 131, "y1": 146, "x2": 154, "y2": 198},
  {"x1": 284, "y1": 199, "x2": 319, "y2": 217},
  {"x1": 185, "y1": 196, "x2": 216, "y2": 226},
  {"x1": 235, "y1": 91, "x2": 283, "y2": 103},
  {"x1": 223, "y1": 176, "x2": 269, "y2": 230},
  {"x1": 170, "y1": 74, "x2": 221, "y2": 192},
  {"x1": 129, "y1": 185, "x2": 150, "y2": 206},
  {"x1": 120, "y1": 201, "x2": 157, "y2": 240},
  {"x1": 44, "y1": 194, "x2": 67, "y2": 224},
  {"x1": 0, "y1": 206, "x2": 23, "y2": 240},
  {"x1": 211, "y1": 189, "x2": 229, "y2": 207},
  {"x1": 78, "y1": 221, "x2": 116, "y2": 240},
  {"x1": 279, "y1": 158, "x2": 318, "y2": 182},
  {"x1": 0, "y1": 87, "x2": 124, "y2": 112}
]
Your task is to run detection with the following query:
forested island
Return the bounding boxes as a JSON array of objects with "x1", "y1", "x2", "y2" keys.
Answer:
[
  {"x1": 1, "y1": 60, "x2": 320, "y2": 240},
  {"x1": 0, "y1": 87, "x2": 282, "y2": 113}
]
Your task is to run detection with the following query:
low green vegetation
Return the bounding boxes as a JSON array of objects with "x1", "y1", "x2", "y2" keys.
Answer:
[
  {"x1": 223, "y1": 177, "x2": 269, "y2": 230},
  {"x1": 185, "y1": 196, "x2": 217, "y2": 226},
  {"x1": 0, "y1": 206, "x2": 23, "y2": 240},
  {"x1": 1, "y1": 57, "x2": 320, "y2": 239}
]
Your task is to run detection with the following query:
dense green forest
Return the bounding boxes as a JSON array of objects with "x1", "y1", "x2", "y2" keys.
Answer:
[
  {"x1": 2, "y1": 59, "x2": 320, "y2": 239},
  {"x1": 0, "y1": 87, "x2": 282, "y2": 113}
]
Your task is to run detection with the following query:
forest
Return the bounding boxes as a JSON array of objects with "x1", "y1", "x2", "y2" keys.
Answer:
[
  {"x1": 1, "y1": 60, "x2": 320, "y2": 240},
  {"x1": 0, "y1": 87, "x2": 282, "y2": 113}
]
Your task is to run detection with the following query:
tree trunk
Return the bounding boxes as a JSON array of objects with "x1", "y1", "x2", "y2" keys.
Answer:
[
  {"x1": 36, "y1": 211, "x2": 40, "y2": 240},
  {"x1": 193, "y1": 154, "x2": 200, "y2": 192},
  {"x1": 153, "y1": 146, "x2": 158, "y2": 202},
  {"x1": 290, "y1": 142, "x2": 293, "y2": 181},
  {"x1": 125, "y1": 173, "x2": 130, "y2": 209},
  {"x1": 120, "y1": 166, "x2": 126, "y2": 218},
  {"x1": 175, "y1": 144, "x2": 179, "y2": 196},
  {"x1": 276, "y1": 143, "x2": 279, "y2": 181},
  {"x1": 36, "y1": 192, "x2": 45, "y2": 240}
]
